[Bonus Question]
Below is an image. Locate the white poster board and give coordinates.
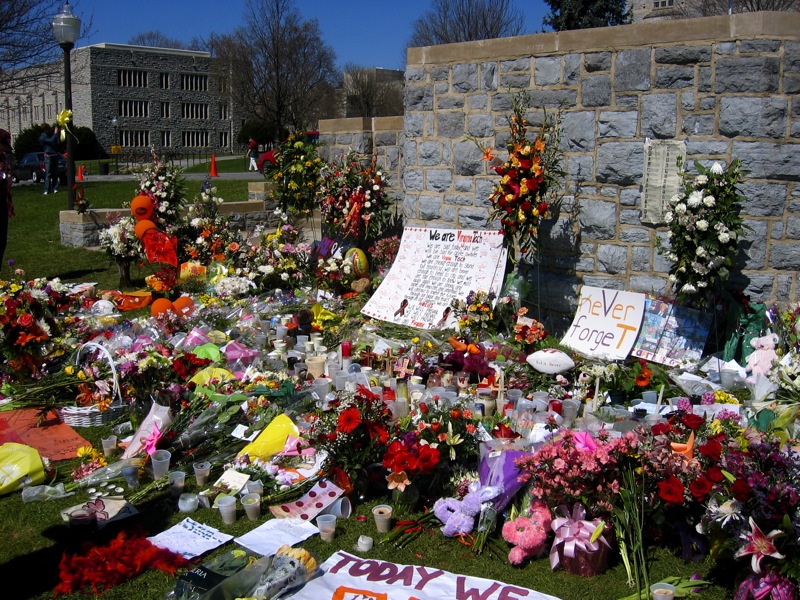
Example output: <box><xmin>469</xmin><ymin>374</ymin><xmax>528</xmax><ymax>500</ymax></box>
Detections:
<box><xmin>561</xmin><ymin>286</ymin><xmax>646</xmax><ymax>360</ymax></box>
<box><xmin>361</xmin><ymin>227</ymin><xmax>506</xmax><ymax>329</ymax></box>
<box><xmin>289</xmin><ymin>551</ymin><xmax>560</xmax><ymax>600</ymax></box>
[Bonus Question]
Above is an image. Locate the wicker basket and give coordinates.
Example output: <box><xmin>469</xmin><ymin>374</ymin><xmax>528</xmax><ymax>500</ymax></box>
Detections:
<box><xmin>58</xmin><ymin>402</ymin><xmax>127</xmax><ymax>428</ymax></box>
<box><xmin>57</xmin><ymin>341</ymin><xmax>126</xmax><ymax>428</ymax></box>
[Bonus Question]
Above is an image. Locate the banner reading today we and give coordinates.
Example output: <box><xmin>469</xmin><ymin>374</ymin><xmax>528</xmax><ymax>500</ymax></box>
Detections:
<box><xmin>288</xmin><ymin>551</ymin><xmax>561</xmax><ymax>600</ymax></box>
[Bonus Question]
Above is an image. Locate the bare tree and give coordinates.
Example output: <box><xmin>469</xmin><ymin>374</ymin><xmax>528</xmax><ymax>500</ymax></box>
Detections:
<box><xmin>0</xmin><ymin>0</ymin><xmax>67</xmax><ymax>94</ymax></box>
<box><xmin>127</xmin><ymin>31</ymin><xmax>188</xmax><ymax>49</ymax></box>
<box><xmin>408</xmin><ymin>0</ymin><xmax>524</xmax><ymax>47</ymax></box>
<box><xmin>213</xmin><ymin>0</ymin><xmax>337</xmax><ymax>136</ymax></box>
<box><xmin>681</xmin><ymin>0</ymin><xmax>799</xmax><ymax>16</ymax></box>
<box><xmin>342</xmin><ymin>64</ymin><xmax>403</xmax><ymax>118</ymax></box>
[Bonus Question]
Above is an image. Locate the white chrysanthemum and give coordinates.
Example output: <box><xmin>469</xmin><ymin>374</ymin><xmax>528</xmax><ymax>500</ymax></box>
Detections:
<box><xmin>694</xmin><ymin>174</ymin><xmax>708</xmax><ymax>186</ymax></box>
<box><xmin>718</xmin><ymin>232</ymin><xmax>731</xmax><ymax>244</ymax></box>
<box><xmin>687</xmin><ymin>190</ymin><xmax>703</xmax><ymax>208</ymax></box>
<box><xmin>703</xmin><ymin>195</ymin><xmax>715</xmax><ymax>207</ymax></box>
<box><xmin>697</xmin><ymin>281</ymin><xmax>708</xmax><ymax>288</ymax></box>
<box><xmin>680</xmin><ymin>283</ymin><xmax>697</xmax><ymax>293</ymax></box>
<box><xmin>696</xmin><ymin>219</ymin><xmax>709</xmax><ymax>231</ymax></box>
<box><xmin>675</xmin><ymin>203</ymin><xmax>687</xmax><ymax>214</ymax></box>
<box><xmin>665</xmin><ymin>211</ymin><xmax>674</xmax><ymax>223</ymax></box>
<box><xmin>710</xmin><ymin>162</ymin><xmax>724</xmax><ymax>175</ymax></box>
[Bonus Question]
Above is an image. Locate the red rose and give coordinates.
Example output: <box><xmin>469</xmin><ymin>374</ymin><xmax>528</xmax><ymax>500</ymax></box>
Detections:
<box><xmin>430</xmin><ymin>421</ymin><xmax>442</xmax><ymax>433</ymax></box>
<box><xmin>681</xmin><ymin>414</ymin><xmax>705</xmax><ymax>430</ymax></box>
<box><xmin>16</xmin><ymin>313</ymin><xmax>33</xmax><ymax>328</ymax></box>
<box><xmin>651</xmin><ymin>423</ymin><xmax>672</xmax><ymax>436</ymax></box>
<box><xmin>698</xmin><ymin>438</ymin><xmax>722</xmax><ymax>463</ymax></box>
<box><xmin>731</xmin><ymin>479</ymin><xmax>753</xmax><ymax>502</ymax></box>
<box><xmin>657</xmin><ymin>475</ymin><xmax>685</xmax><ymax>505</ymax></box>
<box><xmin>419</xmin><ymin>402</ymin><xmax>429</xmax><ymax>415</ymax></box>
<box><xmin>705</xmin><ymin>466</ymin><xmax>725</xmax><ymax>484</ymax></box>
<box><xmin>450</xmin><ymin>409</ymin><xmax>462</xmax><ymax>420</ymax></box>
<box><xmin>689</xmin><ymin>476</ymin><xmax>713</xmax><ymax>501</ymax></box>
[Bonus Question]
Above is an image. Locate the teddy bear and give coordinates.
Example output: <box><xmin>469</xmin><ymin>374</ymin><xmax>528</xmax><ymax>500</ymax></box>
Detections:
<box><xmin>433</xmin><ymin>482</ymin><xmax>500</xmax><ymax>538</ymax></box>
<box><xmin>501</xmin><ymin>501</ymin><xmax>553</xmax><ymax>565</ymax></box>
<box><xmin>745</xmin><ymin>332</ymin><xmax>780</xmax><ymax>377</ymax></box>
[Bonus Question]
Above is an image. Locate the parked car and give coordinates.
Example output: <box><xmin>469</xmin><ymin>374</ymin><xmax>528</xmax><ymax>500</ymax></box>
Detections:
<box><xmin>256</xmin><ymin>131</ymin><xmax>319</xmax><ymax>175</ymax></box>
<box><xmin>11</xmin><ymin>152</ymin><xmax>67</xmax><ymax>184</ymax></box>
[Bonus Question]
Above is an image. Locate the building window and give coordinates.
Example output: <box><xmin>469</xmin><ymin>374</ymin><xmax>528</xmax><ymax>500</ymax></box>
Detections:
<box><xmin>117</xmin><ymin>69</ymin><xmax>148</xmax><ymax>88</ymax></box>
<box><xmin>180</xmin><ymin>102</ymin><xmax>209</xmax><ymax>119</ymax></box>
<box><xmin>160</xmin><ymin>72</ymin><xmax>170</xmax><ymax>89</ymax></box>
<box><xmin>21</xmin><ymin>108</ymin><xmax>28</xmax><ymax>124</ymax></box>
<box><xmin>180</xmin><ymin>74</ymin><xmax>208</xmax><ymax>91</ymax></box>
<box><xmin>219</xmin><ymin>77</ymin><xmax>229</xmax><ymax>94</ymax></box>
<box><xmin>161</xmin><ymin>131</ymin><xmax>171</xmax><ymax>147</ymax></box>
<box><xmin>46</xmin><ymin>104</ymin><xmax>53</xmax><ymax>119</ymax></box>
<box><xmin>118</xmin><ymin>99</ymin><xmax>149</xmax><ymax>118</ymax></box>
<box><xmin>33</xmin><ymin>106</ymin><xmax>40</xmax><ymax>122</ymax></box>
<box><xmin>219</xmin><ymin>103</ymin><xmax>229</xmax><ymax>120</ymax></box>
<box><xmin>120</xmin><ymin>129</ymin><xmax>150</xmax><ymax>147</ymax></box>
<box><xmin>160</xmin><ymin>102</ymin><xmax>170</xmax><ymax>118</ymax></box>
<box><xmin>181</xmin><ymin>130</ymin><xmax>209</xmax><ymax>147</ymax></box>
<box><xmin>219</xmin><ymin>131</ymin><xmax>229</xmax><ymax>148</ymax></box>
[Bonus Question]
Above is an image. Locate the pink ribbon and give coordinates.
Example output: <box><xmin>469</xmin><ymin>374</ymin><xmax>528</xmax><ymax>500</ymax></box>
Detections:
<box><xmin>549</xmin><ymin>504</ymin><xmax>610</xmax><ymax>570</ymax></box>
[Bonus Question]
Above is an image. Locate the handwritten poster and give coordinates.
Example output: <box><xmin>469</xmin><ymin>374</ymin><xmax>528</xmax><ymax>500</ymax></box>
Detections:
<box><xmin>631</xmin><ymin>297</ymin><xmax>711</xmax><ymax>367</ymax></box>
<box><xmin>361</xmin><ymin>227</ymin><xmax>506</xmax><ymax>329</ymax></box>
<box><xmin>0</xmin><ymin>409</ymin><xmax>88</xmax><ymax>461</ymax></box>
<box><xmin>561</xmin><ymin>286</ymin><xmax>645</xmax><ymax>360</ymax></box>
<box><xmin>289</xmin><ymin>551</ymin><xmax>560</xmax><ymax>600</ymax></box>
<box><xmin>148</xmin><ymin>518</ymin><xmax>233</xmax><ymax>559</ymax></box>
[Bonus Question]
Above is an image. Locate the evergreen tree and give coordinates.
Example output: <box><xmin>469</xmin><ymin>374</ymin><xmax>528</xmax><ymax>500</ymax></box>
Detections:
<box><xmin>542</xmin><ymin>0</ymin><xmax>630</xmax><ymax>31</ymax></box>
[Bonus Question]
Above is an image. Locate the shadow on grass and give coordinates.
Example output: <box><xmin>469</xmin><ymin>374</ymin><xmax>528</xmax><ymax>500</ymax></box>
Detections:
<box><xmin>0</xmin><ymin>494</ymin><xmax>177</xmax><ymax>599</ymax></box>
<box><xmin>49</xmin><ymin>268</ymin><xmax>109</xmax><ymax>281</ymax></box>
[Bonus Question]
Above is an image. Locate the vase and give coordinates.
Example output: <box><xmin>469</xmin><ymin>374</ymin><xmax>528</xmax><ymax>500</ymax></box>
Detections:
<box><xmin>116</xmin><ymin>259</ymin><xmax>132</xmax><ymax>289</ymax></box>
<box><xmin>129</xmin><ymin>396</ymin><xmax>151</xmax><ymax>432</ymax></box>
<box><xmin>608</xmin><ymin>390</ymin><xmax>627</xmax><ymax>405</ymax></box>
<box><xmin>391</xmin><ymin>483</ymin><xmax>420</xmax><ymax>517</ymax></box>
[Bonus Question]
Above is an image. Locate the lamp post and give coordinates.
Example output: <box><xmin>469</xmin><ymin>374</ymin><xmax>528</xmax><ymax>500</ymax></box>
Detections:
<box><xmin>111</xmin><ymin>116</ymin><xmax>119</xmax><ymax>174</ymax></box>
<box><xmin>51</xmin><ymin>2</ymin><xmax>81</xmax><ymax>210</ymax></box>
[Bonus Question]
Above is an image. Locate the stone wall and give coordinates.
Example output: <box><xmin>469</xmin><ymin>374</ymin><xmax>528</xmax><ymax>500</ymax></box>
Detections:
<box><xmin>401</xmin><ymin>11</ymin><xmax>800</xmax><ymax>328</ymax></box>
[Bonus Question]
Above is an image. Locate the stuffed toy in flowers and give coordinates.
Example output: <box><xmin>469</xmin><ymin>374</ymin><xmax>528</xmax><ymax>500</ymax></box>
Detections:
<box><xmin>502</xmin><ymin>501</ymin><xmax>553</xmax><ymax>565</ymax></box>
<box><xmin>433</xmin><ymin>482</ymin><xmax>500</xmax><ymax>537</ymax></box>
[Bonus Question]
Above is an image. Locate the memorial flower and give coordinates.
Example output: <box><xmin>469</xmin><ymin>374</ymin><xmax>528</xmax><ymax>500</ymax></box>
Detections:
<box><xmin>477</xmin><ymin>91</ymin><xmax>564</xmax><ymax>262</ymax></box>
<box><xmin>135</xmin><ymin>150</ymin><xmax>186</xmax><ymax>229</ymax></box>
<box><xmin>266</xmin><ymin>132</ymin><xmax>322</xmax><ymax>217</ymax></box>
<box><xmin>657</xmin><ymin>159</ymin><xmax>747</xmax><ymax>309</ymax></box>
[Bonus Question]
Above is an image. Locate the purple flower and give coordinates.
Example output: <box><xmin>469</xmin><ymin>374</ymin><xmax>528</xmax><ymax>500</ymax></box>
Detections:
<box><xmin>701</xmin><ymin>391</ymin><xmax>715</xmax><ymax>405</ymax></box>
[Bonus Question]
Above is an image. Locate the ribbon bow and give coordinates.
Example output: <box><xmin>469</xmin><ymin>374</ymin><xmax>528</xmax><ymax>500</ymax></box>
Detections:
<box><xmin>56</xmin><ymin>109</ymin><xmax>73</xmax><ymax>142</ymax></box>
<box><xmin>549</xmin><ymin>504</ymin><xmax>610</xmax><ymax>570</ymax></box>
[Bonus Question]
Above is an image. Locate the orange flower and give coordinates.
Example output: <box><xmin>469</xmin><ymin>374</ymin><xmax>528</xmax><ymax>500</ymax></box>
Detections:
<box><xmin>227</xmin><ymin>242</ymin><xmax>240</xmax><ymax>252</ymax></box>
<box><xmin>75</xmin><ymin>383</ymin><xmax>95</xmax><ymax>407</ymax></box>
<box><xmin>635</xmin><ymin>367</ymin><xmax>652</xmax><ymax>388</ymax></box>
<box><xmin>482</xmin><ymin>147</ymin><xmax>496</xmax><ymax>162</ymax></box>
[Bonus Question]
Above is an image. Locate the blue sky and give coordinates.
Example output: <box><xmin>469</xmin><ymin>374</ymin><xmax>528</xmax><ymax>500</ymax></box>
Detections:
<box><xmin>72</xmin><ymin>0</ymin><xmax>549</xmax><ymax>70</ymax></box>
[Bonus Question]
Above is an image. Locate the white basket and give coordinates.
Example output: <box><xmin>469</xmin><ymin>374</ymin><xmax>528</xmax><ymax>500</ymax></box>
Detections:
<box><xmin>57</xmin><ymin>342</ymin><xmax>126</xmax><ymax>428</ymax></box>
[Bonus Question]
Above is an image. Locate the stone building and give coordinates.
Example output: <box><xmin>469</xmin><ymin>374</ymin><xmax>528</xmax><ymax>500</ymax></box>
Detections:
<box><xmin>0</xmin><ymin>43</ymin><xmax>241</xmax><ymax>155</ymax></box>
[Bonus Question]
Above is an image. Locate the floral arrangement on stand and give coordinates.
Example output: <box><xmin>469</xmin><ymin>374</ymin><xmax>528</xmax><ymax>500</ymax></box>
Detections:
<box><xmin>477</xmin><ymin>91</ymin><xmax>565</xmax><ymax>262</ymax></box>
<box><xmin>405</xmin><ymin>401</ymin><xmax>481</xmax><ymax>462</ymax></box>
<box><xmin>265</xmin><ymin>133</ymin><xmax>323</xmax><ymax>219</ymax></box>
<box><xmin>135</xmin><ymin>151</ymin><xmax>186</xmax><ymax>230</ymax></box>
<box><xmin>318</xmin><ymin>152</ymin><xmax>391</xmax><ymax>243</ymax></box>
<box><xmin>656</xmin><ymin>159</ymin><xmax>748</xmax><ymax>309</ymax></box>
<box><xmin>368</xmin><ymin>235</ymin><xmax>401</xmax><ymax>275</ymax></box>
<box><xmin>243</xmin><ymin>224</ymin><xmax>312</xmax><ymax>292</ymax></box>
<box><xmin>98</xmin><ymin>213</ymin><xmax>142</xmax><ymax>265</ymax></box>
<box><xmin>314</xmin><ymin>254</ymin><xmax>359</xmax><ymax>297</ymax></box>
<box><xmin>175</xmin><ymin>183</ymin><xmax>245</xmax><ymax>266</ymax></box>
<box><xmin>450</xmin><ymin>290</ymin><xmax>497</xmax><ymax>343</ymax></box>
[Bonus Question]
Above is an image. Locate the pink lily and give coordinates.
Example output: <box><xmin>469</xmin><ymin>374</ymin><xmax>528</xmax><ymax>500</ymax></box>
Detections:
<box><xmin>735</xmin><ymin>517</ymin><xmax>785</xmax><ymax>574</ymax></box>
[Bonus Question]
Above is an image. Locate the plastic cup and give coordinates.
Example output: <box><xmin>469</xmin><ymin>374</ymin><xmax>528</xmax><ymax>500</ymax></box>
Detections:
<box><xmin>245</xmin><ymin>479</ymin><xmax>264</xmax><ymax>496</ymax></box>
<box><xmin>641</xmin><ymin>390</ymin><xmax>659</xmax><ymax>403</ymax></box>
<box><xmin>356</xmin><ymin>535</ymin><xmax>373</xmax><ymax>552</ymax></box>
<box><xmin>241</xmin><ymin>493</ymin><xmax>261</xmax><ymax>521</ymax></box>
<box><xmin>168</xmin><ymin>471</ymin><xmax>186</xmax><ymax>497</ymax></box>
<box><xmin>650</xmin><ymin>583</ymin><xmax>676</xmax><ymax>599</ymax></box>
<box><xmin>719</xmin><ymin>369</ymin><xmax>738</xmax><ymax>390</ymax></box>
<box><xmin>217</xmin><ymin>495</ymin><xmax>237</xmax><ymax>524</ymax></box>
<box><xmin>319</xmin><ymin>496</ymin><xmax>352</xmax><ymax>519</ymax></box>
<box><xmin>122</xmin><ymin>466</ymin><xmax>140</xmax><ymax>490</ymax></box>
<box><xmin>372</xmin><ymin>504</ymin><xmax>393</xmax><ymax>534</ymax></box>
<box><xmin>101</xmin><ymin>435</ymin><xmax>117</xmax><ymax>459</ymax></box>
<box><xmin>178</xmin><ymin>492</ymin><xmax>199</xmax><ymax>513</ymax></box>
<box><xmin>193</xmin><ymin>461</ymin><xmax>211</xmax><ymax>487</ymax></box>
<box><xmin>316</xmin><ymin>514</ymin><xmax>337</xmax><ymax>542</ymax></box>
<box><xmin>151</xmin><ymin>450</ymin><xmax>171</xmax><ymax>480</ymax></box>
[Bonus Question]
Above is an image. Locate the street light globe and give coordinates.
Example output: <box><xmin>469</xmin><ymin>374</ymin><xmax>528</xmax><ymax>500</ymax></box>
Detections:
<box><xmin>52</xmin><ymin>2</ymin><xmax>81</xmax><ymax>46</ymax></box>
<box><xmin>111</xmin><ymin>116</ymin><xmax>118</xmax><ymax>128</ymax></box>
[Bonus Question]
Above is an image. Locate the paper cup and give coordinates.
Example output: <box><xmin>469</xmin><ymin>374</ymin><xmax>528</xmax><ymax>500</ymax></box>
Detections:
<box><xmin>306</xmin><ymin>356</ymin><xmax>326</xmax><ymax>379</ymax></box>
<box><xmin>241</xmin><ymin>493</ymin><xmax>261</xmax><ymax>521</ymax></box>
<box><xmin>372</xmin><ymin>504</ymin><xmax>393</xmax><ymax>534</ymax></box>
<box><xmin>217</xmin><ymin>495</ymin><xmax>237</xmax><ymax>525</ymax></box>
<box><xmin>319</xmin><ymin>496</ymin><xmax>352</xmax><ymax>519</ymax></box>
<box><xmin>151</xmin><ymin>450</ymin><xmax>171</xmax><ymax>480</ymax></box>
<box><xmin>316</xmin><ymin>514</ymin><xmax>337</xmax><ymax>542</ymax></box>
<box><xmin>650</xmin><ymin>583</ymin><xmax>676</xmax><ymax>600</ymax></box>
<box><xmin>193</xmin><ymin>461</ymin><xmax>211</xmax><ymax>487</ymax></box>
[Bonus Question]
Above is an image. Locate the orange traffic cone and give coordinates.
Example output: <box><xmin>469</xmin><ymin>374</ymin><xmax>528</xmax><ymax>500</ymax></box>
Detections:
<box><xmin>76</xmin><ymin>164</ymin><xmax>84</xmax><ymax>181</ymax></box>
<box><xmin>210</xmin><ymin>154</ymin><xmax>218</xmax><ymax>177</ymax></box>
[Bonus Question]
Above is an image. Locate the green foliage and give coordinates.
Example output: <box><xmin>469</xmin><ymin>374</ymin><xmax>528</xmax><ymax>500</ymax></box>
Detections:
<box><xmin>236</xmin><ymin>119</ymin><xmax>282</xmax><ymax>146</ymax></box>
<box><xmin>12</xmin><ymin>123</ymin><xmax>48</xmax><ymax>159</ymax></box>
<box><xmin>542</xmin><ymin>0</ymin><xmax>630</xmax><ymax>31</ymax></box>
<box><xmin>71</xmin><ymin>125</ymin><xmax>100</xmax><ymax>161</ymax></box>
<box><xmin>12</xmin><ymin>123</ymin><xmax>99</xmax><ymax>161</ymax></box>
<box><xmin>264</xmin><ymin>132</ymin><xmax>322</xmax><ymax>217</ymax></box>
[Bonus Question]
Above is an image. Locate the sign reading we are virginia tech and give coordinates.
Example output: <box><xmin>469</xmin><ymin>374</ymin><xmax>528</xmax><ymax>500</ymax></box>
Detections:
<box><xmin>561</xmin><ymin>286</ymin><xmax>646</xmax><ymax>361</ymax></box>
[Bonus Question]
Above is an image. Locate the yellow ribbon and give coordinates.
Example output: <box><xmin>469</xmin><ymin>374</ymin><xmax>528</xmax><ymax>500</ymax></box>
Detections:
<box><xmin>56</xmin><ymin>109</ymin><xmax>73</xmax><ymax>142</ymax></box>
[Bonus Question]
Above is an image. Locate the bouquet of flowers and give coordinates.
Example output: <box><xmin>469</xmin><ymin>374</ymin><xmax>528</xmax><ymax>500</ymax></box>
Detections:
<box><xmin>657</xmin><ymin>159</ymin><xmax>748</xmax><ymax>308</ymax></box>
<box><xmin>407</xmin><ymin>401</ymin><xmax>481</xmax><ymax>462</ymax></box>
<box><xmin>481</xmin><ymin>91</ymin><xmax>564</xmax><ymax>261</ymax></box>
<box><xmin>243</xmin><ymin>224</ymin><xmax>312</xmax><ymax>292</ymax></box>
<box><xmin>382</xmin><ymin>431</ymin><xmax>441</xmax><ymax>492</ymax></box>
<box><xmin>369</xmin><ymin>235</ymin><xmax>401</xmax><ymax>273</ymax></box>
<box><xmin>266</xmin><ymin>133</ymin><xmax>323</xmax><ymax>217</ymax></box>
<box><xmin>318</xmin><ymin>152</ymin><xmax>391</xmax><ymax>242</ymax></box>
<box><xmin>512</xmin><ymin>307</ymin><xmax>547</xmax><ymax>346</ymax></box>
<box><xmin>450</xmin><ymin>290</ymin><xmax>497</xmax><ymax>342</ymax></box>
<box><xmin>176</xmin><ymin>185</ymin><xmax>245</xmax><ymax>266</ymax></box>
<box><xmin>135</xmin><ymin>151</ymin><xmax>186</xmax><ymax>229</ymax></box>
<box><xmin>98</xmin><ymin>214</ymin><xmax>142</xmax><ymax>262</ymax></box>
<box><xmin>308</xmin><ymin>385</ymin><xmax>393</xmax><ymax>485</ymax></box>
<box><xmin>314</xmin><ymin>254</ymin><xmax>358</xmax><ymax>296</ymax></box>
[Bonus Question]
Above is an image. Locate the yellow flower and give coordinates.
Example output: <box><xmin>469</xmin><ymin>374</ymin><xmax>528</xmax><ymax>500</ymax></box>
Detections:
<box><xmin>76</xmin><ymin>445</ymin><xmax>93</xmax><ymax>459</ymax></box>
<box><xmin>64</xmin><ymin>365</ymin><xmax>75</xmax><ymax>376</ymax></box>
<box><xmin>411</xmin><ymin>337</ymin><xmax>420</xmax><ymax>344</ymax></box>
<box><xmin>77</xmin><ymin>370</ymin><xmax>87</xmax><ymax>380</ymax></box>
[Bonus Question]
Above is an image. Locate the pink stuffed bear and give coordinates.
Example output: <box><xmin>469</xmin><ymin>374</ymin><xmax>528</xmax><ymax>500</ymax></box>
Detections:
<box><xmin>501</xmin><ymin>501</ymin><xmax>553</xmax><ymax>565</ymax></box>
<box><xmin>745</xmin><ymin>333</ymin><xmax>780</xmax><ymax>377</ymax></box>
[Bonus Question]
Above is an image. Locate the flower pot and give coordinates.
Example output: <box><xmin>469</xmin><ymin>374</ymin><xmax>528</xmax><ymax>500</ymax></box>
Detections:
<box><xmin>557</xmin><ymin>539</ymin><xmax>612</xmax><ymax>577</ymax></box>
<box><xmin>608</xmin><ymin>390</ymin><xmax>627</xmax><ymax>406</ymax></box>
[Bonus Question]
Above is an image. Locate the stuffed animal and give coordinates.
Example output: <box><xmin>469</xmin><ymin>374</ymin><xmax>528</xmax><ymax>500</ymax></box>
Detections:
<box><xmin>501</xmin><ymin>501</ymin><xmax>553</xmax><ymax>565</ymax></box>
<box><xmin>433</xmin><ymin>482</ymin><xmax>500</xmax><ymax>538</ymax></box>
<box><xmin>745</xmin><ymin>333</ymin><xmax>780</xmax><ymax>377</ymax></box>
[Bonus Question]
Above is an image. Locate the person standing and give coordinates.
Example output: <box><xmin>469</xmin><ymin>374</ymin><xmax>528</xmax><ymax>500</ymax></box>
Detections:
<box><xmin>0</xmin><ymin>130</ymin><xmax>14</xmax><ymax>269</ymax></box>
<box><xmin>39</xmin><ymin>124</ymin><xmax>60</xmax><ymax>194</ymax></box>
<box><xmin>247</xmin><ymin>137</ymin><xmax>258</xmax><ymax>171</ymax></box>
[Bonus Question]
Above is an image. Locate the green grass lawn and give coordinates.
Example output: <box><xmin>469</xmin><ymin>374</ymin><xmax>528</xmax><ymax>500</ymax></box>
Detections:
<box><xmin>5</xmin><ymin>177</ymin><xmax>251</xmax><ymax>289</ymax></box>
